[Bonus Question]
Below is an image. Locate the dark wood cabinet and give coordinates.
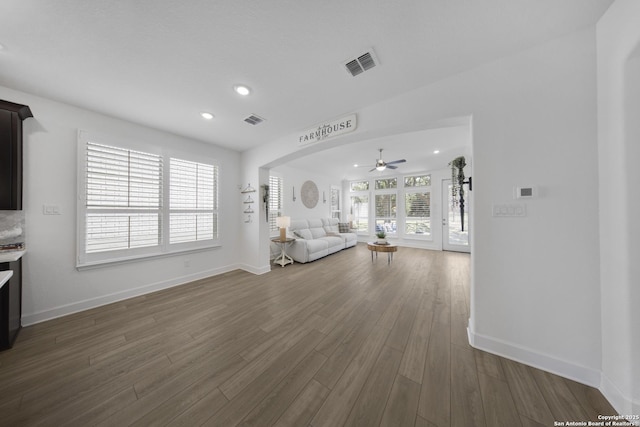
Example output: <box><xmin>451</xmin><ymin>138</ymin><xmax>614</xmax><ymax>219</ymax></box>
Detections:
<box><xmin>0</xmin><ymin>259</ymin><xmax>22</xmax><ymax>349</ymax></box>
<box><xmin>0</xmin><ymin>100</ymin><xmax>32</xmax><ymax>210</ymax></box>
<box><xmin>0</xmin><ymin>99</ymin><xmax>32</xmax><ymax>350</ymax></box>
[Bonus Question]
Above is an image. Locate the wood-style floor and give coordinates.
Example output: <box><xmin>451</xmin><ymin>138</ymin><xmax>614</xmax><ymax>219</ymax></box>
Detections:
<box><xmin>0</xmin><ymin>244</ymin><xmax>615</xmax><ymax>426</ymax></box>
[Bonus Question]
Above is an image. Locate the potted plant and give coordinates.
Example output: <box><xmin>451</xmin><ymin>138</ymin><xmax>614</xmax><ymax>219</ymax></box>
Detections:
<box><xmin>376</xmin><ymin>230</ymin><xmax>387</xmax><ymax>245</ymax></box>
<box><xmin>448</xmin><ymin>155</ymin><xmax>467</xmax><ymax>231</ymax></box>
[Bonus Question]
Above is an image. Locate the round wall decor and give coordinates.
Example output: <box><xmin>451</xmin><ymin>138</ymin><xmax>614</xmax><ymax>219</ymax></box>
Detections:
<box><xmin>300</xmin><ymin>180</ymin><xmax>319</xmax><ymax>209</ymax></box>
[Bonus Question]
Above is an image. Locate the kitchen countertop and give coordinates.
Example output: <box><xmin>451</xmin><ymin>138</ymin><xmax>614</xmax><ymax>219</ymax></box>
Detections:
<box><xmin>0</xmin><ymin>270</ymin><xmax>13</xmax><ymax>290</ymax></box>
<box><xmin>0</xmin><ymin>250</ymin><xmax>26</xmax><ymax>263</ymax></box>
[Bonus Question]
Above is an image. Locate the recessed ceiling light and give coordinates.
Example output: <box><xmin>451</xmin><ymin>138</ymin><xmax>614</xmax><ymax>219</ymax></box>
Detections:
<box><xmin>234</xmin><ymin>85</ymin><xmax>251</xmax><ymax>96</ymax></box>
<box><xmin>201</xmin><ymin>112</ymin><xmax>214</xmax><ymax>120</ymax></box>
<box><xmin>433</xmin><ymin>150</ymin><xmax>440</xmax><ymax>154</ymax></box>
<box><xmin>353</xmin><ymin>164</ymin><xmax>358</xmax><ymax>168</ymax></box>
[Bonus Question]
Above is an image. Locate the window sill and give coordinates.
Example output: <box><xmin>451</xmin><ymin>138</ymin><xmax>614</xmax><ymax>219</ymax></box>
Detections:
<box><xmin>76</xmin><ymin>244</ymin><xmax>221</xmax><ymax>271</ymax></box>
<box><xmin>401</xmin><ymin>234</ymin><xmax>433</xmax><ymax>241</ymax></box>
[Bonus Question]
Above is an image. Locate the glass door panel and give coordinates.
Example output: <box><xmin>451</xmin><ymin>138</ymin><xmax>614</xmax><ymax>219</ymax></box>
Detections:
<box><xmin>442</xmin><ymin>179</ymin><xmax>470</xmax><ymax>252</ymax></box>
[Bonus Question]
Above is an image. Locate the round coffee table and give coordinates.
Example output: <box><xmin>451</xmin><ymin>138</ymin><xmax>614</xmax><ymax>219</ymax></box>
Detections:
<box><xmin>367</xmin><ymin>242</ymin><xmax>398</xmax><ymax>264</ymax></box>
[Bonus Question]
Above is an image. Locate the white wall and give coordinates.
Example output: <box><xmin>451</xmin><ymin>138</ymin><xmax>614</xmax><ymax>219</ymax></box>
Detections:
<box><xmin>241</xmin><ymin>27</ymin><xmax>603</xmax><ymax>391</ymax></box>
<box><xmin>0</xmin><ymin>85</ymin><xmax>241</xmax><ymax>325</ymax></box>
<box><xmin>596</xmin><ymin>0</ymin><xmax>640</xmax><ymax>413</ymax></box>
<box><xmin>271</xmin><ymin>165</ymin><xmax>336</xmax><ymax>221</ymax></box>
<box><xmin>467</xmin><ymin>29</ymin><xmax>602</xmax><ymax>385</ymax></box>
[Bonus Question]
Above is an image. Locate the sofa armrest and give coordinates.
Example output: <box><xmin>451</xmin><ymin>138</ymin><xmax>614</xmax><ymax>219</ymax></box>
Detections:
<box><xmin>287</xmin><ymin>239</ymin><xmax>309</xmax><ymax>263</ymax></box>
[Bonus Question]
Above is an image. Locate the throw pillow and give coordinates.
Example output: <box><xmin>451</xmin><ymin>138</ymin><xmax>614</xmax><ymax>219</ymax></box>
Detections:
<box><xmin>338</xmin><ymin>223</ymin><xmax>350</xmax><ymax>233</ymax></box>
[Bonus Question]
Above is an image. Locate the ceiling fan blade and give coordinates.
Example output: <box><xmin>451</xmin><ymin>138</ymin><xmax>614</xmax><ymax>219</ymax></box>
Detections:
<box><xmin>385</xmin><ymin>159</ymin><xmax>406</xmax><ymax>165</ymax></box>
<box><xmin>387</xmin><ymin>165</ymin><xmax>398</xmax><ymax>169</ymax></box>
<box><xmin>369</xmin><ymin>167</ymin><xmax>377</xmax><ymax>172</ymax></box>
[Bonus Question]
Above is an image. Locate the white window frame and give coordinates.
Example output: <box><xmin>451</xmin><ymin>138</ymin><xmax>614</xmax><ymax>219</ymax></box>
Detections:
<box><xmin>77</xmin><ymin>130</ymin><xmax>220</xmax><ymax>269</ymax></box>
<box><xmin>403</xmin><ymin>190</ymin><xmax>431</xmax><ymax>238</ymax></box>
<box><xmin>330</xmin><ymin>185</ymin><xmax>341</xmax><ymax>220</ymax></box>
<box><xmin>169</xmin><ymin>157</ymin><xmax>219</xmax><ymax>247</ymax></box>
<box><xmin>350</xmin><ymin>180</ymin><xmax>369</xmax><ymax>192</ymax></box>
<box><xmin>268</xmin><ymin>174</ymin><xmax>283</xmax><ymax>235</ymax></box>
<box><xmin>374</xmin><ymin>190</ymin><xmax>398</xmax><ymax>236</ymax></box>
<box><xmin>349</xmin><ymin>192</ymin><xmax>369</xmax><ymax>235</ymax></box>
<box><xmin>401</xmin><ymin>173</ymin><xmax>432</xmax><ymax>240</ymax></box>
<box><xmin>348</xmin><ymin>173</ymin><xmax>433</xmax><ymax>241</ymax></box>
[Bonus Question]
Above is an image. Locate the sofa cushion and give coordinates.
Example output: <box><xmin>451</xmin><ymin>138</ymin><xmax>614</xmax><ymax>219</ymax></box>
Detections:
<box><xmin>338</xmin><ymin>223</ymin><xmax>350</xmax><ymax>233</ymax></box>
<box><xmin>326</xmin><ymin>225</ymin><xmax>339</xmax><ymax>233</ymax></box>
<box><xmin>293</xmin><ymin>229</ymin><xmax>313</xmax><ymax>240</ymax></box>
<box><xmin>310</xmin><ymin>227</ymin><xmax>327</xmax><ymax>239</ymax></box>
<box><xmin>287</xmin><ymin>237</ymin><xmax>329</xmax><ymax>263</ymax></box>
<box><xmin>319</xmin><ymin>236</ymin><xmax>345</xmax><ymax>254</ymax></box>
<box><xmin>341</xmin><ymin>232</ymin><xmax>358</xmax><ymax>248</ymax></box>
<box><xmin>322</xmin><ymin>218</ymin><xmax>339</xmax><ymax>233</ymax></box>
<box><xmin>289</xmin><ymin>219</ymin><xmax>310</xmax><ymax>232</ymax></box>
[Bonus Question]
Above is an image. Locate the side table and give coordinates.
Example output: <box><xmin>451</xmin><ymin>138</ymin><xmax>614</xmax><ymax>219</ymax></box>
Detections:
<box><xmin>271</xmin><ymin>237</ymin><xmax>295</xmax><ymax>267</ymax></box>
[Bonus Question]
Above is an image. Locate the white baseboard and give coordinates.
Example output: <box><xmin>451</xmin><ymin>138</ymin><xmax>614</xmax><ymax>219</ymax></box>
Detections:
<box><xmin>467</xmin><ymin>326</ymin><xmax>601</xmax><ymax>388</ymax></box>
<box><xmin>469</xmin><ymin>326</ymin><xmax>640</xmax><ymax>416</ymax></box>
<box><xmin>21</xmin><ymin>264</ymin><xmax>241</xmax><ymax>326</ymax></box>
<box><xmin>600</xmin><ymin>373</ymin><xmax>640</xmax><ymax>418</ymax></box>
<box><xmin>239</xmin><ymin>263</ymin><xmax>271</xmax><ymax>275</ymax></box>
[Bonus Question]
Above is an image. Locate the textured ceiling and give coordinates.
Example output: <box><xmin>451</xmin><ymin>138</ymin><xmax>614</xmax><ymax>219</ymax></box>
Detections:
<box><xmin>0</xmin><ymin>0</ymin><xmax>613</xmax><ymax>152</ymax></box>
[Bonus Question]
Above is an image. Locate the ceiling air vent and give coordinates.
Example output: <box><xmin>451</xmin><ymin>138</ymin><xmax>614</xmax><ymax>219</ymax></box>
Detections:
<box><xmin>344</xmin><ymin>49</ymin><xmax>378</xmax><ymax>77</ymax></box>
<box><xmin>244</xmin><ymin>114</ymin><xmax>265</xmax><ymax>125</ymax></box>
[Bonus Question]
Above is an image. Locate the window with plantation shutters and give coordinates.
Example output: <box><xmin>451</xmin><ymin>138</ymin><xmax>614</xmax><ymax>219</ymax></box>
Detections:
<box><xmin>77</xmin><ymin>131</ymin><xmax>221</xmax><ymax>268</ymax></box>
<box><xmin>85</xmin><ymin>142</ymin><xmax>162</xmax><ymax>253</ymax></box>
<box><xmin>170</xmin><ymin>158</ymin><xmax>218</xmax><ymax>243</ymax></box>
<box><xmin>349</xmin><ymin>174</ymin><xmax>433</xmax><ymax>240</ymax></box>
<box><xmin>330</xmin><ymin>187</ymin><xmax>341</xmax><ymax>219</ymax></box>
<box><xmin>349</xmin><ymin>195</ymin><xmax>369</xmax><ymax>233</ymax></box>
<box><xmin>268</xmin><ymin>175</ymin><xmax>283</xmax><ymax>232</ymax></box>
<box><xmin>405</xmin><ymin>192</ymin><xmax>431</xmax><ymax>235</ymax></box>
<box><xmin>375</xmin><ymin>193</ymin><xmax>397</xmax><ymax>234</ymax></box>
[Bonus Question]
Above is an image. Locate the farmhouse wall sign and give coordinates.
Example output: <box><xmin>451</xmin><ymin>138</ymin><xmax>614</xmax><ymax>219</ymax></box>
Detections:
<box><xmin>298</xmin><ymin>114</ymin><xmax>357</xmax><ymax>146</ymax></box>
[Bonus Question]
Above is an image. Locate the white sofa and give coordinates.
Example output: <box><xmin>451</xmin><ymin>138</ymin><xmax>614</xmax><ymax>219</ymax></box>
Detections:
<box><xmin>285</xmin><ymin>218</ymin><xmax>357</xmax><ymax>263</ymax></box>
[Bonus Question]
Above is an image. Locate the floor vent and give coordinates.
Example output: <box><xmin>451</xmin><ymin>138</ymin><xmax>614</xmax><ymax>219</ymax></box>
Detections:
<box><xmin>344</xmin><ymin>49</ymin><xmax>378</xmax><ymax>77</ymax></box>
<box><xmin>244</xmin><ymin>115</ymin><xmax>265</xmax><ymax>125</ymax></box>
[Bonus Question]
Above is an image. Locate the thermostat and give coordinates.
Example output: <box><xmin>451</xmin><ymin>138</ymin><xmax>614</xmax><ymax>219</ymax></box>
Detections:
<box><xmin>515</xmin><ymin>186</ymin><xmax>536</xmax><ymax>199</ymax></box>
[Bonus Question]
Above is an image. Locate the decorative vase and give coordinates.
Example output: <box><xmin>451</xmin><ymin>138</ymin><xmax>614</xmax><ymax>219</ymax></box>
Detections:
<box><xmin>376</xmin><ymin>239</ymin><xmax>387</xmax><ymax>245</ymax></box>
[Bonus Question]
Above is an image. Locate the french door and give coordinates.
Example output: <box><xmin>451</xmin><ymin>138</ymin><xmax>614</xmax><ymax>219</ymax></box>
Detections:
<box><xmin>442</xmin><ymin>179</ymin><xmax>470</xmax><ymax>253</ymax></box>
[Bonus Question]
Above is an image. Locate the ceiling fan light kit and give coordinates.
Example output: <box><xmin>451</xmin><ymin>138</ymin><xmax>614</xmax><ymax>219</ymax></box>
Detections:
<box><xmin>369</xmin><ymin>148</ymin><xmax>406</xmax><ymax>173</ymax></box>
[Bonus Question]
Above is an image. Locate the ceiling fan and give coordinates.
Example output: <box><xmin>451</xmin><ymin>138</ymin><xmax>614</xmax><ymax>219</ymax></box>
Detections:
<box><xmin>368</xmin><ymin>148</ymin><xmax>406</xmax><ymax>172</ymax></box>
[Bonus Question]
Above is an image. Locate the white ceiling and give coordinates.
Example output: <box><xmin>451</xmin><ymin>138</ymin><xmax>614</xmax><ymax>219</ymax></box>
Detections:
<box><xmin>0</xmin><ymin>1</ymin><xmax>612</xmax><ymax>153</ymax></box>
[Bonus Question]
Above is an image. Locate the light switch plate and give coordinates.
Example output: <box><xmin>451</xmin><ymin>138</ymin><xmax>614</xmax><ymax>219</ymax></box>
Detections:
<box><xmin>43</xmin><ymin>204</ymin><xmax>61</xmax><ymax>215</ymax></box>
